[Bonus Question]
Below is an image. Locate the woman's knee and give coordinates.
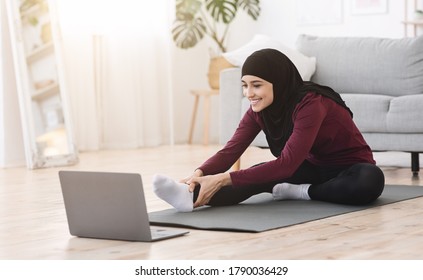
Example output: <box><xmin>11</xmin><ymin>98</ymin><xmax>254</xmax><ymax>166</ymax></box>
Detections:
<box><xmin>357</xmin><ymin>163</ymin><xmax>384</xmax><ymax>189</ymax></box>
<box><xmin>349</xmin><ymin>163</ymin><xmax>385</xmax><ymax>204</ymax></box>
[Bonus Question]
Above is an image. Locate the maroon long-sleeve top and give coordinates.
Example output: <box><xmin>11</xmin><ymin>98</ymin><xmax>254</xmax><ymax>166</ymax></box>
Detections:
<box><xmin>198</xmin><ymin>92</ymin><xmax>375</xmax><ymax>188</ymax></box>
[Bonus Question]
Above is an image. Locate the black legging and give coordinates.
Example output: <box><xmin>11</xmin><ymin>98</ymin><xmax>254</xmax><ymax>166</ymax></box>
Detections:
<box><xmin>194</xmin><ymin>160</ymin><xmax>385</xmax><ymax>206</ymax></box>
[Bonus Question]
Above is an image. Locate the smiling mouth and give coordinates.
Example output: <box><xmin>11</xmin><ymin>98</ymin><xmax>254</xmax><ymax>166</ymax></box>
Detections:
<box><xmin>250</xmin><ymin>99</ymin><xmax>261</xmax><ymax>106</ymax></box>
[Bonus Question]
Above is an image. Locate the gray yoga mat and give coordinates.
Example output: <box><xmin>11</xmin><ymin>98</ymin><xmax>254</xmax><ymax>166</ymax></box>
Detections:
<box><xmin>149</xmin><ymin>185</ymin><xmax>423</xmax><ymax>232</ymax></box>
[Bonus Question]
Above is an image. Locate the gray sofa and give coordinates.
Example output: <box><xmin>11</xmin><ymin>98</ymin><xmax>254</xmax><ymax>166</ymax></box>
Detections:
<box><xmin>219</xmin><ymin>34</ymin><xmax>423</xmax><ymax>176</ymax></box>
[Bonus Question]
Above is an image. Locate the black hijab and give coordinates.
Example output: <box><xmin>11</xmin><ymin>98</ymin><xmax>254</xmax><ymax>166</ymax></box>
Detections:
<box><xmin>241</xmin><ymin>48</ymin><xmax>353</xmax><ymax>157</ymax></box>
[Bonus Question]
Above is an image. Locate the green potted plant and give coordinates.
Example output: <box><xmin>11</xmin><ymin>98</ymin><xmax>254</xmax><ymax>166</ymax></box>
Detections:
<box><xmin>415</xmin><ymin>9</ymin><xmax>423</xmax><ymax>20</ymax></box>
<box><xmin>172</xmin><ymin>0</ymin><xmax>261</xmax><ymax>89</ymax></box>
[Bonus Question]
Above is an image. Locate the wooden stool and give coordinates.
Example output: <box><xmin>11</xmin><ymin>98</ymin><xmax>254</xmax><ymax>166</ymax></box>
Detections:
<box><xmin>188</xmin><ymin>89</ymin><xmax>219</xmax><ymax>145</ymax></box>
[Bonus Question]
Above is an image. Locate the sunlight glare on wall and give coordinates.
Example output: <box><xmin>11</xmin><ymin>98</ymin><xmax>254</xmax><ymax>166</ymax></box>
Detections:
<box><xmin>57</xmin><ymin>0</ymin><xmax>170</xmax><ymax>35</ymax></box>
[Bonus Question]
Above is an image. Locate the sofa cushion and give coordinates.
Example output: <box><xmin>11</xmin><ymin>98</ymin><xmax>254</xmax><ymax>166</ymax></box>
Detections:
<box><xmin>342</xmin><ymin>94</ymin><xmax>423</xmax><ymax>133</ymax></box>
<box><xmin>296</xmin><ymin>35</ymin><xmax>423</xmax><ymax>97</ymax></box>
<box><xmin>342</xmin><ymin>94</ymin><xmax>391</xmax><ymax>133</ymax></box>
<box><xmin>387</xmin><ymin>95</ymin><xmax>423</xmax><ymax>133</ymax></box>
<box><xmin>223</xmin><ymin>34</ymin><xmax>316</xmax><ymax>81</ymax></box>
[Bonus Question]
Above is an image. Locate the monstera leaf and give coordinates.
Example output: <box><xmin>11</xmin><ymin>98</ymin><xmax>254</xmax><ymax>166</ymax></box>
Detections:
<box><xmin>172</xmin><ymin>0</ymin><xmax>260</xmax><ymax>52</ymax></box>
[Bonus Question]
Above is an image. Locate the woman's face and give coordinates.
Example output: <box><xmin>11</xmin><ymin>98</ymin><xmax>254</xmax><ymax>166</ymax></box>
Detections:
<box><xmin>241</xmin><ymin>75</ymin><xmax>274</xmax><ymax>112</ymax></box>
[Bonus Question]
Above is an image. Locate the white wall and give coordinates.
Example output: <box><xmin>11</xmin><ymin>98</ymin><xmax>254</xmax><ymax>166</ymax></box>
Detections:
<box><xmin>171</xmin><ymin>0</ymin><xmax>419</xmax><ymax>145</ymax></box>
<box><xmin>3</xmin><ymin>0</ymin><xmax>421</xmax><ymax>156</ymax></box>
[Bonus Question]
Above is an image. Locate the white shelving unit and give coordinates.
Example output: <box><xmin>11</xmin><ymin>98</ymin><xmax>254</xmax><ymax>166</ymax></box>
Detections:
<box><xmin>403</xmin><ymin>0</ymin><xmax>423</xmax><ymax>37</ymax></box>
<box><xmin>6</xmin><ymin>0</ymin><xmax>78</xmax><ymax>169</ymax></box>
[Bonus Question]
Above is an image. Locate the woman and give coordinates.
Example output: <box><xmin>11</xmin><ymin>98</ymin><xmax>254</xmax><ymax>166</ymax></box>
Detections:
<box><xmin>153</xmin><ymin>48</ymin><xmax>384</xmax><ymax>212</ymax></box>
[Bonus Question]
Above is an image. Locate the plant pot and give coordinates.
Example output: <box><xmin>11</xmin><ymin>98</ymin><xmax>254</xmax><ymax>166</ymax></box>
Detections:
<box><xmin>207</xmin><ymin>56</ymin><xmax>234</xmax><ymax>89</ymax></box>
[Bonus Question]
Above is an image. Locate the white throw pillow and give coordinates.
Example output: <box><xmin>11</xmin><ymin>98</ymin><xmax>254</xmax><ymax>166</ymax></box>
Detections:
<box><xmin>223</xmin><ymin>34</ymin><xmax>316</xmax><ymax>81</ymax></box>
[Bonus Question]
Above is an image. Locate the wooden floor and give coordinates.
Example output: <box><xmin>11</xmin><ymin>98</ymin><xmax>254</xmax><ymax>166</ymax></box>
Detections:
<box><xmin>0</xmin><ymin>145</ymin><xmax>422</xmax><ymax>260</ymax></box>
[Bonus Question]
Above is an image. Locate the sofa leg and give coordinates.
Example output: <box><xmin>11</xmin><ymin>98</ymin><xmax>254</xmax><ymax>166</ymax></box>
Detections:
<box><xmin>411</xmin><ymin>152</ymin><xmax>420</xmax><ymax>177</ymax></box>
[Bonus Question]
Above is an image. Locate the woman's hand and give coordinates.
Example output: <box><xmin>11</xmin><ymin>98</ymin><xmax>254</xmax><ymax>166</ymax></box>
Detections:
<box><xmin>189</xmin><ymin>173</ymin><xmax>232</xmax><ymax>208</ymax></box>
<box><xmin>180</xmin><ymin>169</ymin><xmax>204</xmax><ymax>192</ymax></box>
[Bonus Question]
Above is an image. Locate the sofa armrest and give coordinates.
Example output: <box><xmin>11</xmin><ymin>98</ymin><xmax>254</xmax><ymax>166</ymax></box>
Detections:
<box><xmin>219</xmin><ymin>68</ymin><xmax>243</xmax><ymax>145</ymax></box>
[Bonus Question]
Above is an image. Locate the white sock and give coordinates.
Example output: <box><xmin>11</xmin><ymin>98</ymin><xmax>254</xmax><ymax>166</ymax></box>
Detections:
<box><xmin>272</xmin><ymin>183</ymin><xmax>311</xmax><ymax>201</ymax></box>
<box><xmin>152</xmin><ymin>174</ymin><xmax>194</xmax><ymax>212</ymax></box>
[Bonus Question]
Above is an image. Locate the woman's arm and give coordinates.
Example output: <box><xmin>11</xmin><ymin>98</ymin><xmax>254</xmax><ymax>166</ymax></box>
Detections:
<box><xmin>184</xmin><ymin>108</ymin><xmax>261</xmax><ymax>207</ymax></box>
<box><xmin>197</xmin><ymin>108</ymin><xmax>262</xmax><ymax>175</ymax></box>
<box><xmin>230</xmin><ymin>94</ymin><xmax>328</xmax><ymax>187</ymax></box>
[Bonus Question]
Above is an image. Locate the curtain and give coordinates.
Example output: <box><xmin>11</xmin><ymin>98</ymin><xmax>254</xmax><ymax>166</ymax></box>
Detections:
<box><xmin>57</xmin><ymin>0</ymin><xmax>174</xmax><ymax>151</ymax></box>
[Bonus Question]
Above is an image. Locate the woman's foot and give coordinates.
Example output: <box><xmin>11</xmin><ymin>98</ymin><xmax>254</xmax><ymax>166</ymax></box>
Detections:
<box><xmin>152</xmin><ymin>174</ymin><xmax>194</xmax><ymax>212</ymax></box>
<box><xmin>272</xmin><ymin>183</ymin><xmax>311</xmax><ymax>200</ymax></box>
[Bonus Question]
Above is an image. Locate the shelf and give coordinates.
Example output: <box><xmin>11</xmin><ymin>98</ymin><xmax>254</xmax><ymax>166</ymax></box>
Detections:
<box><xmin>32</xmin><ymin>82</ymin><xmax>60</xmax><ymax>101</ymax></box>
<box><xmin>20</xmin><ymin>2</ymin><xmax>48</xmax><ymax>20</ymax></box>
<box><xmin>402</xmin><ymin>19</ymin><xmax>423</xmax><ymax>25</ymax></box>
<box><xmin>26</xmin><ymin>42</ymin><xmax>54</xmax><ymax>63</ymax></box>
<box><xmin>37</xmin><ymin>124</ymin><xmax>66</xmax><ymax>139</ymax></box>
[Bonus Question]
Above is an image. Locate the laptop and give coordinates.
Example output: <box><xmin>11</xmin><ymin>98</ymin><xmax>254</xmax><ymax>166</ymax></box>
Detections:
<box><xmin>58</xmin><ymin>170</ymin><xmax>189</xmax><ymax>242</ymax></box>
